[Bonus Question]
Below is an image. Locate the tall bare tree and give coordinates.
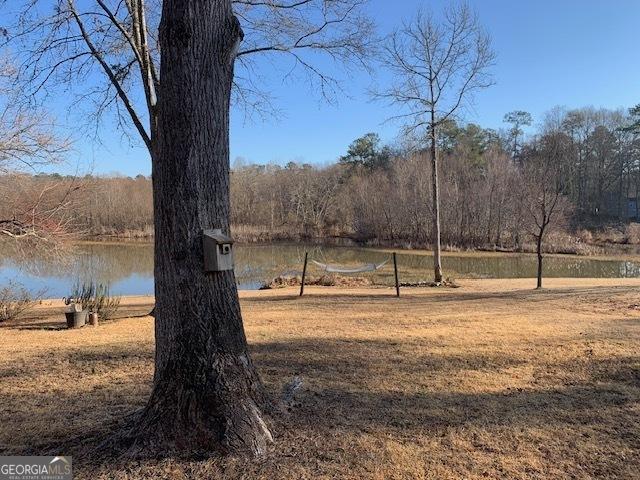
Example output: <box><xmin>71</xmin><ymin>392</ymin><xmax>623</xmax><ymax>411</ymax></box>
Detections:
<box><xmin>376</xmin><ymin>2</ymin><xmax>494</xmax><ymax>282</ymax></box>
<box><xmin>522</xmin><ymin>131</ymin><xmax>571</xmax><ymax>289</ymax></box>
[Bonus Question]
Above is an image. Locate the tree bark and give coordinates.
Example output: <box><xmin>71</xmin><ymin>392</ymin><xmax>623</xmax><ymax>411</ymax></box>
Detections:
<box><xmin>131</xmin><ymin>0</ymin><xmax>273</xmax><ymax>457</ymax></box>
<box><xmin>430</xmin><ymin>119</ymin><xmax>443</xmax><ymax>283</ymax></box>
<box><xmin>536</xmin><ymin>233</ymin><xmax>543</xmax><ymax>289</ymax></box>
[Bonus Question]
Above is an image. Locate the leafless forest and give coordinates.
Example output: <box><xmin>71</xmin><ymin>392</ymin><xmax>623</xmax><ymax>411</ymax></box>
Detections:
<box><xmin>2</xmin><ymin>106</ymin><xmax>639</xmax><ymax>253</ymax></box>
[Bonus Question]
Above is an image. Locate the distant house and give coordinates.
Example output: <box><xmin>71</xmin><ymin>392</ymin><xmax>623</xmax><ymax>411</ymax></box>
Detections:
<box><xmin>627</xmin><ymin>197</ymin><xmax>639</xmax><ymax>220</ymax></box>
<box><xmin>600</xmin><ymin>193</ymin><xmax>639</xmax><ymax>221</ymax></box>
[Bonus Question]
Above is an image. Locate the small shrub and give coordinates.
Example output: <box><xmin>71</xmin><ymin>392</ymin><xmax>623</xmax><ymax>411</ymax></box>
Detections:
<box><xmin>576</xmin><ymin>229</ymin><xmax>594</xmax><ymax>244</ymax></box>
<box><xmin>596</xmin><ymin>226</ymin><xmax>626</xmax><ymax>244</ymax></box>
<box><xmin>69</xmin><ymin>281</ymin><xmax>121</xmax><ymax>320</ymax></box>
<box><xmin>544</xmin><ymin>231</ymin><xmax>580</xmax><ymax>254</ymax></box>
<box><xmin>91</xmin><ymin>284</ymin><xmax>121</xmax><ymax>320</ymax></box>
<box><xmin>0</xmin><ymin>282</ymin><xmax>41</xmax><ymax>323</ymax></box>
<box><xmin>67</xmin><ymin>282</ymin><xmax>92</xmax><ymax>311</ymax></box>
<box><xmin>625</xmin><ymin>223</ymin><xmax>640</xmax><ymax>244</ymax></box>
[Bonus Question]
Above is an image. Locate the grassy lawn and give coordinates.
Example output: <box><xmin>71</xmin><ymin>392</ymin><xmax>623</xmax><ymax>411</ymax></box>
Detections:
<box><xmin>1</xmin><ymin>278</ymin><xmax>639</xmax><ymax>479</ymax></box>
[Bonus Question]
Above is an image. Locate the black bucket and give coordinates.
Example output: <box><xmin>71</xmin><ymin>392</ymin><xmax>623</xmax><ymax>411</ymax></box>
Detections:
<box><xmin>65</xmin><ymin>310</ymin><xmax>87</xmax><ymax>329</ymax></box>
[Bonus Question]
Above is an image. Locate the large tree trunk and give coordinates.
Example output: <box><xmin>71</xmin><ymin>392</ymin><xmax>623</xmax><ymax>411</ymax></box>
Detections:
<box><xmin>430</xmin><ymin>120</ymin><xmax>444</xmax><ymax>283</ymax></box>
<box><xmin>132</xmin><ymin>0</ymin><xmax>273</xmax><ymax>457</ymax></box>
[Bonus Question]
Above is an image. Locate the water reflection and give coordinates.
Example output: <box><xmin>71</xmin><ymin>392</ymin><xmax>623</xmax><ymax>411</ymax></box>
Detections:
<box><xmin>0</xmin><ymin>242</ymin><xmax>638</xmax><ymax>297</ymax></box>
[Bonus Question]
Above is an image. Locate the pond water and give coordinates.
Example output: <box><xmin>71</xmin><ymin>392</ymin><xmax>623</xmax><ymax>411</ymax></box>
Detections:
<box><xmin>1</xmin><ymin>241</ymin><xmax>639</xmax><ymax>297</ymax></box>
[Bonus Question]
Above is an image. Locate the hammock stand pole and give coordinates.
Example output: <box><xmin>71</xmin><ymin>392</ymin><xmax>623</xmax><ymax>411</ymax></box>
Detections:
<box><xmin>300</xmin><ymin>251</ymin><xmax>308</xmax><ymax>297</ymax></box>
<box><xmin>393</xmin><ymin>252</ymin><xmax>400</xmax><ymax>297</ymax></box>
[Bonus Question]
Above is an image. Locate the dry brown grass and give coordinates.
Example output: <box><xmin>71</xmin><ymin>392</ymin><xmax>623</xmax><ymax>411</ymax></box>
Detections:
<box><xmin>1</xmin><ymin>279</ymin><xmax>640</xmax><ymax>479</ymax></box>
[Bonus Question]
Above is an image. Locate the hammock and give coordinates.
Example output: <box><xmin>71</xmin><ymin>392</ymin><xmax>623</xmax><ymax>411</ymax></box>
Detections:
<box><xmin>311</xmin><ymin>259</ymin><xmax>389</xmax><ymax>274</ymax></box>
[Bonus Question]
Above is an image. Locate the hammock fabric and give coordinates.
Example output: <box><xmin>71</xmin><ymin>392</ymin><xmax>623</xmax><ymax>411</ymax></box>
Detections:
<box><xmin>311</xmin><ymin>259</ymin><xmax>389</xmax><ymax>274</ymax></box>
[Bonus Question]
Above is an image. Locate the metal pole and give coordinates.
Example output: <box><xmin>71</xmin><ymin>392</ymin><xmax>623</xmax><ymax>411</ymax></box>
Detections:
<box><xmin>393</xmin><ymin>252</ymin><xmax>400</xmax><ymax>297</ymax></box>
<box><xmin>300</xmin><ymin>252</ymin><xmax>308</xmax><ymax>297</ymax></box>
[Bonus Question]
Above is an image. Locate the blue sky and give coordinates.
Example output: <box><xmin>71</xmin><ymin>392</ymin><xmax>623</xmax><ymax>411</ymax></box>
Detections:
<box><xmin>36</xmin><ymin>0</ymin><xmax>640</xmax><ymax>175</ymax></box>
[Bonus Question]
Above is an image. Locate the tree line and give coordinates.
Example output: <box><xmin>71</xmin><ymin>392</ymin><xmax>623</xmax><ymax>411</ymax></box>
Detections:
<box><xmin>6</xmin><ymin>105</ymin><xmax>638</xmax><ymax>253</ymax></box>
<box><xmin>234</xmin><ymin>106</ymin><xmax>640</xmax><ymax>251</ymax></box>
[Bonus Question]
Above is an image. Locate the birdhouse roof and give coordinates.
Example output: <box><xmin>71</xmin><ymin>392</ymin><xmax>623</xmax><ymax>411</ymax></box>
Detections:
<box><xmin>203</xmin><ymin>229</ymin><xmax>234</xmax><ymax>244</ymax></box>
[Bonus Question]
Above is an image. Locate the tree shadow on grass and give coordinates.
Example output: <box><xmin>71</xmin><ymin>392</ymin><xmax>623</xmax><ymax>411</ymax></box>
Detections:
<box><xmin>1</xmin><ymin>336</ymin><xmax>638</xmax><ymax>474</ymax></box>
<box><xmin>249</xmin><ymin>337</ymin><xmax>527</xmax><ymax>387</ymax></box>
<box><xmin>247</xmin><ymin>337</ymin><xmax>639</xmax><ymax>429</ymax></box>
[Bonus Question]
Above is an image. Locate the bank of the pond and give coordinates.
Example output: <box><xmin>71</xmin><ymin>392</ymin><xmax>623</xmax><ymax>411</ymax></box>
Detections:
<box><xmin>6</xmin><ymin>276</ymin><xmax>640</xmax><ymax>330</ymax></box>
<box><xmin>81</xmin><ymin>228</ymin><xmax>640</xmax><ymax>257</ymax></box>
<box><xmin>367</xmin><ymin>245</ymin><xmax>640</xmax><ymax>262</ymax></box>
<box><xmin>78</xmin><ymin>235</ymin><xmax>640</xmax><ymax>263</ymax></box>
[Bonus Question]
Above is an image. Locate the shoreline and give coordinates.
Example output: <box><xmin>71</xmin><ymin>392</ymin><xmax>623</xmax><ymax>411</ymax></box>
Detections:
<box><xmin>9</xmin><ymin>276</ymin><xmax>640</xmax><ymax>329</ymax></box>
<box><xmin>72</xmin><ymin>237</ymin><xmax>640</xmax><ymax>262</ymax></box>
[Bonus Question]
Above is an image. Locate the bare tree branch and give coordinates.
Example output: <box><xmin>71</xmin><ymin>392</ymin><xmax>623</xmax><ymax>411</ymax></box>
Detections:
<box><xmin>3</xmin><ymin>0</ymin><xmax>375</xmax><ymax>150</ymax></box>
<box><xmin>373</xmin><ymin>2</ymin><xmax>495</xmax><ymax>137</ymax></box>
